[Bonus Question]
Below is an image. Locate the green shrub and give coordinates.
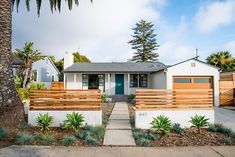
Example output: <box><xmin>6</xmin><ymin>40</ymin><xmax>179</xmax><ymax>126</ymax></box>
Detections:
<box><xmin>84</xmin><ymin>136</ymin><xmax>99</xmax><ymax>146</ymax></box>
<box><xmin>15</xmin><ymin>132</ymin><xmax>36</xmax><ymax>145</ymax></box>
<box><xmin>128</xmin><ymin>94</ymin><xmax>136</xmax><ymax>104</ymax></box>
<box><xmin>36</xmin><ymin>113</ymin><xmax>53</xmax><ymax>132</ymax></box>
<box><xmin>229</xmin><ymin>131</ymin><xmax>235</xmax><ymax>138</ymax></box>
<box><xmin>138</xmin><ymin>137</ymin><xmax>150</xmax><ymax>147</ymax></box>
<box><xmin>132</xmin><ymin>129</ymin><xmax>144</xmax><ymax>140</ymax></box>
<box><xmin>93</xmin><ymin>126</ymin><xmax>105</xmax><ymax>140</ymax></box>
<box><xmin>18</xmin><ymin>88</ymin><xmax>29</xmax><ymax>100</ymax></box>
<box><xmin>150</xmin><ymin>115</ymin><xmax>171</xmax><ymax>135</ymax></box>
<box><xmin>208</xmin><ymin>123</ymin><xmax>221</xmax><ymax>132</ymax></box>
<box><xmin>14</xmin><ymin>74</ymin><xmax>22</xmax><ymax>89</ymax></box>
<box><xmin>0</xmin><ymin>128</ymin><xmax>8</xmax><ymax>140</ymax></box>
<box><xmin>144</xmin><ymin>131</ymin><xmax>159</xmax><ymax>141</ymax></box>
<box><xmin>223</xmin><ymin>137</ymin><xmax>233</xmax><ymax>145</ymax></box>
<box><xmin>29</xmin><ymin>83</ymin><xmax>46</xmax><ymax>90</ymax></box>
<box><xmin>218</xmin><ymin>127</ymin><xmax>232</xmax><ymax>136</ymax></box>
<box><xmin>189</xmin><ymin>115</ymin><xmax>209</xmax><ymax>134</ymax></box>
<box><xmin>63</xmin><ymin>112</ymin><xmax>84</xmax><ymax>132</ymax></box>
<box><xmin>102</xmin><ymin>116</ymin><xmax>108</xmax><ymax>125</ymax></box>
<box><xmin>172</xmin><ymin>123</ymin><xmax>184</xmax><ymax>134</ymax></box>
<box><xmin>20</xmin><ymin>124</ymin><xmax>31</xmax><ymax>130</ymax></box>
<box><xmin>101</xmin><ymin>93</ymin><xmax>108</xmax><ymax>103</ymax></box>
<box><xmin>38</xmin><ymin>134</ymin><xmax>55</xmax><ymax>145</ymax></box>
<box><xmin>60</xmin><ymin>135</ymin><xmax>76</xmax><ymax>146</ymax></box>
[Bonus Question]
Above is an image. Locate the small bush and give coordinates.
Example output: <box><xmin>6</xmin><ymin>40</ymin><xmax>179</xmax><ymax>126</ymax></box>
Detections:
<box><xmin>102</xmin><ymin>116</ymin><xmax>108</xmax><ymax>125</ymax></box>
<box><xmin>150</xmin><ymin>115</ymin><xmax>171</xmax><ymax>135</ymax></box>
<box><xmin>138</xmin><ymin>137</ymin><xmax>150</xmax><ymax>147</ymax></box>
<box><xmin>60</xmin><ymin>135</ymin><xmax>76</xmax><ymax>146</ymax></box>
<box><xmin>189</xmin><ymin>115</ymin><xmax>209</xmax><ymax>134</ymax></box>
<box><xmin>29</xmin><ymin>83</ymin><xmax>46</xmax><ymax>90</ymax></box>
<box><xmin>101</xmin><ymin>93</ymin><xmax>108</xmax><ymax>103</ymax></box>
<box><xmin>93</xmin><ymin>126</ymin><xmax>105</xmax><ymax>140</ymax></box>
<box><xmin>15</xmin><ymin>132</ymin><xmax>35</xmax><ymax>145</ymax></box>
<box><xmin>218</xmin><ymin>127</ymin><xmax>232</xmax><ymax>136</ymax></box>
<box><xmin>63</xmin><ymin>112</ymin><xmax>84</xmax><ymax>132</ymax></box>
<box><xmin>20</xmin><ymin>124</ymin><xmax>31</xmax><ymax>130</ymax></box>
<box><xmin>132</xmin><ymin>129</ymin><xmax>144</xmax><ymax>140</ymax></box>
<box><xmin>84</xmin><ymin>136</ymin><xmax>99</xmax><ymax>146</ymax></box>
<box><xmin>128</xmin><ymin>94</ymin><xmax>136</xmax><ymax>104</ymax></box>
<box><xmin>0</xmin><ymin>128</ymin><xmax>8</xmax><ymax>140</ymax></box>
<box><xmin>144</xmin><ymin>131</ymin><xmax>159</xmax><ymax>141</ymax></box>
<box><xmin>223</xmin><ymin>137</ymin><xmax>233</xmax><ymax>145</ymax></box>
<box><xmin>36</xmin><ymin>113</ymin><xmax>53</xmax><ymax>132</ymax></box>
<box><xmin>229</xmin><ymin>131</ymin><xmax>235</xmax><ymax>138</ymax></box>
<box><xmin>172</xmin><ymin>123</ymin><xmax>184</xmax><ymax>135</ymax></box>
<box><xmin>38</xmin><ymin>134</ymin><xmax>55</xmax><ymax>145</ymax></box>
<box><xmin>18</xmin><ymin>88</ymin><xmax>29</xmax><ymax>100</ymax></box>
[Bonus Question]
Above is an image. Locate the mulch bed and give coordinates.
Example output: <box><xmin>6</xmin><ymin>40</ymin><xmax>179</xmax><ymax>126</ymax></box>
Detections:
<box><xmin>0</xmin><ymin>103</ymin><xmax>114</xmax><ymax>148</ymax></box>
<box><xmin>149</xmin><ymin>128</ymin><xmax>235</xmax><ymax>146</ymax></box>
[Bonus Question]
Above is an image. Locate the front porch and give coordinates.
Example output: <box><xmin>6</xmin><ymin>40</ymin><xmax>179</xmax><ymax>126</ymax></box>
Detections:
<box><xmin>64</xmin><ymin>73</ymin><xmax>150</xmax><ymax>96</ymax></box>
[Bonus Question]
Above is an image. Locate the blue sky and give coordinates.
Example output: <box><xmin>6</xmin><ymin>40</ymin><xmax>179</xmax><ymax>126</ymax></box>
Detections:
<box><xmin>12</xmin><ymin>0</ymin><xmax>235</xmax><ymax>64</ymax></box>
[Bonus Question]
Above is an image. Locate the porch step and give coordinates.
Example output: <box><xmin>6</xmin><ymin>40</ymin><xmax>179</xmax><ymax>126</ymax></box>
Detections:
<box><xmin>109</xmin><ymin>95</ymin><xmax>128</xmax><ymax>102</ymax></box>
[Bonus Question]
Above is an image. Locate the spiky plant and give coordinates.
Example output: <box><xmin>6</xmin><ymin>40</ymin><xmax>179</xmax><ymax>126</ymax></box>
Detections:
<box><xmin>63</xmin><ymin>112</ymin><xmax>84</xmax><ymax>132</ymax></box>
<box><xmin>150</xmin><ymin>115</ymin><xmax>171</xmax><ymax>135</ymax></box>
<box><xmin>36</xmin><ymin>113</ymin><xmax>53</xmax><ymax>132</ymax></box>
<box><xmin>189</xmin><ymin>115</ymin><xmax>209</xmax><ymax>134</ymax></box>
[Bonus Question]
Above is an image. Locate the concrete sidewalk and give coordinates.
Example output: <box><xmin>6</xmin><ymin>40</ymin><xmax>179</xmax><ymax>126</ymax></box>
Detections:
<box><xmin>215</xmin><ymin>107</ymin><xmax>235</xmax><ymax>131</ymax></box>
<box><xmin>103</xmin><ymin>102</ymin><xmax>135</xmax><ymax>146</ymax></box>
<box><xmin>0</xmin><ymin>145</ymin><xmax>235</xmax><ymax>157</ymax></box>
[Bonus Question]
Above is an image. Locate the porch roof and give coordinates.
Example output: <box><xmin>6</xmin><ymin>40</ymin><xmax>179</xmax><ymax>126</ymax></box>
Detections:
<box><xmin>63</xmin><ymin>62</ymin><xmax>167</xmax><ymax>73</ymax></box>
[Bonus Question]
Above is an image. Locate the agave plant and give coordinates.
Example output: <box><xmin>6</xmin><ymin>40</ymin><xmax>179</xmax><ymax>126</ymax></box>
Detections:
<box><xmin>63</xmin><ymin>112</ymin><xmax>84</xmax><ymax>132</ymax></box>
<box><xmin>36</xmin><ymin>113</ymin><xmax>53</xmax><ymax>132</ymax></box>
<box><xmin>189</xmin><ymin>114</ymin><xmax>209</xmax><ymax>134</ymax></box>
<box><xmin>150</xmin><ymin>115</ymin><xmax>171</xmax><ymax>135</ymax></box>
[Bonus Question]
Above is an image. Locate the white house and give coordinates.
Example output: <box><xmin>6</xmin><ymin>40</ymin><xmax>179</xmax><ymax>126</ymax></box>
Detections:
<box><xmin>63</xmin><ymin>53</ymin><xmax>220</xmax><ymax>106</ymax></box>
<box><xmin>32</xmin><ymin>56</ymin><xmax>60</xmax><ymax>88</ymax></box>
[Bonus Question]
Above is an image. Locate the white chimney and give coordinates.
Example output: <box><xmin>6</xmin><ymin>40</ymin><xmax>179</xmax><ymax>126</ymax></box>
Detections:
<box><xmin>64</xmin><ymin>52</ymin><xmax>74</xmax><ymax>69</ymax></box>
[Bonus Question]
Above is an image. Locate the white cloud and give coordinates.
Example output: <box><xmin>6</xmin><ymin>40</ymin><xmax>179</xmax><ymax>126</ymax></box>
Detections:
<box><xmin>194</xmin><ymin>0</ymin><xmax>235</xmax><ymax>33</ymax></box>
<box><xmin>158</xmin><ymin>16</ymin><xmax>196</xmax><ymax>64</ymax></box>
<box><xmin>12</xmin><ymin>0</ymin><xmax>161</xmax><ymax>61</ymax></box>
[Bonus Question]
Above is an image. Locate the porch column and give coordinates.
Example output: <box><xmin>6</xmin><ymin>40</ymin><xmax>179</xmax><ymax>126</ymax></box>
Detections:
<box><xmin>127</xmin><ymin>73</ymin><xmax>130</xmax><ymax>95</ymax></box>
<box><xmin>108</xmin><ymin>73</ymin><xmax>111</xmax><ymax>95</ymax></box>
<box><xmin>64</xmin><ymin>74</ymin><xmax>66</xmax><ymax>89</ymax></box>
<box><xmin>74</xmin><ymin>73</ymin><xmax>76</xmax><ymax>89</ymax></box>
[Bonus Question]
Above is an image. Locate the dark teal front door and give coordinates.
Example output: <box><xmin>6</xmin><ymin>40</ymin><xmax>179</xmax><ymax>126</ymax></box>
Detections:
<box><xmin>115</xmin><ymin>74</ymin><xmax>124</xmax><ymax>95</ymax></box>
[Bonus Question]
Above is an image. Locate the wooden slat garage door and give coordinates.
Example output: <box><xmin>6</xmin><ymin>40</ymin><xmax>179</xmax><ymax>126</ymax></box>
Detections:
<box><xmin>173</xmin><ymin>76</ymin><xmax>213</xmax><ymax>89</ymax></box>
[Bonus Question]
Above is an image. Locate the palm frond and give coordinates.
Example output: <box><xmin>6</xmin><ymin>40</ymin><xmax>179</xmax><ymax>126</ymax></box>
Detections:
<box><xmin>36</xmin><ymin>0</ymin><xmax>42</xmax><ymax>17</ymax></box>
<box><xmin>25</xmin><ymin>0</ymin><xmax>30</xmax><ymax>11</ymax></box>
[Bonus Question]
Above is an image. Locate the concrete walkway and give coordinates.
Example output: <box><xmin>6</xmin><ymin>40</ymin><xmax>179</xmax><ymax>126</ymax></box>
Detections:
<box><xmin>103</xmin><ymin>102</ymin><xmax>135</xmax><ymax>146</ymax></box>
<box><xmin>1</xmin><ymin>145</ymin><xmax>235</xmax><ymax>157</ymax></box>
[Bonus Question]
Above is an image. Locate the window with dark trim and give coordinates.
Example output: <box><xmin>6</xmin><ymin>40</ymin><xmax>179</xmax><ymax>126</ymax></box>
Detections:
<box><xmin>130</xmin><ymin>74</ymin><xmax>148</xmax><ymax>88</ymax></box>
<box><xmin>194</xmin><ymin>78</ymin><xmax>211</xmax><ymax>83</ymax></box>
<box><xmin>139</xmin><ymin>74</ymin><xmax>148</xmax><ymax>87</ymax></box>
<box><xmin>174</xmin><ymin>78</ymin><xmax>191</xmax><ymax>83</ymax></box>
<box><xmin>130</xmin><ymin>74</ymin><xmax>138</xmax><ymax>87</ymax></box>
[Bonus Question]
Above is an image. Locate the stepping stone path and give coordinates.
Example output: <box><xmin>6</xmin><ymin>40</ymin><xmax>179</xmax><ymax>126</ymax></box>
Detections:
<box><xmin>103</xmin><ymin>102</ymin><xmax>136</xmax><ymax>146</ymax></box>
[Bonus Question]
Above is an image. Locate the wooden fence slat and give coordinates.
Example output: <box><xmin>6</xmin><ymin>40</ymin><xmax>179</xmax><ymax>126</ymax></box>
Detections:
<box><xmin>30</xmin><ymin>89</ymin><xmax>101</xmax><ymax>111</ymax></box>
<box><xmin>136</xmin><ymin>89</ymin><xmax>213</xmax><ymax>111</ymax></box>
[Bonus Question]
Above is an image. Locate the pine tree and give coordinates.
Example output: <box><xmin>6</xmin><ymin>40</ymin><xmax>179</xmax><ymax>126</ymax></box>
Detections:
<box><xmin>128</xmin><ymin>20</ymin><xmax>159</xmax><ymax>62</ymax></box>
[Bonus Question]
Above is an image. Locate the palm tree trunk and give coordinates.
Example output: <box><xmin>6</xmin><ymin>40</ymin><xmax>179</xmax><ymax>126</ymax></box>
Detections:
<box><xmin>0</xmin><ymin>0</ymin><xmax>25</xmax><ymax>128</ymax></box>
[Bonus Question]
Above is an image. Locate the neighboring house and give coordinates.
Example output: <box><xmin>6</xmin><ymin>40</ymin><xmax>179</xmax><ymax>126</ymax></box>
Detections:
<box><xmin>32</xmin><ymin>56</ymin><xmax>60</xmax><ymax>88</ymax></box>
<box><xmin>12</xmin><ymin>56</ymin><xmax>23</xmax><ymax>75</ymax></box>
<box><xmin>63</xmin><ymin>53</ymin><xmax>220</xmax><ymax>106</ymax></box>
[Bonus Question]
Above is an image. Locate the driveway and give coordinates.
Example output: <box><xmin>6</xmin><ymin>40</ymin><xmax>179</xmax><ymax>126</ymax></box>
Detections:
<box><xmin>215</xmin><ymin>107</ymin><xmax>235</xmax><ymax>131</ymax></box>
<box><xmin>0</xmin><ymin>145</ymin><xmax>235</xmax><ymax>157</ymax></box>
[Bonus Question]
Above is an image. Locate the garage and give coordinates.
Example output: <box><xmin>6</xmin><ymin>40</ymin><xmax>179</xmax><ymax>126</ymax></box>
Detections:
<box><xmin>173</xmin><ymin>76</ymin><xmax>213</xmax><ymax>89</ymax></box>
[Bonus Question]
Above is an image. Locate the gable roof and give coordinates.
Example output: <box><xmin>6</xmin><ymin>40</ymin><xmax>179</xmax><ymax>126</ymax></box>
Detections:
<box><xmin>159</xmin><ymin>57</ymin><xmax>220</xmax><ymax>71</ymax></box>
<box><xmin>46</xmin><ymin>57</ymin><xmax>60</xmax><ymax>74</ymax></box>
<box><xmin>12</xmin><ymin>56</ymin><xmax>23</xmax><ymax>66</ymax></box>
<box><xmin>63</xmin><ymin>62</ymin><xmax>167</xmax><ymax>73</ymax></box>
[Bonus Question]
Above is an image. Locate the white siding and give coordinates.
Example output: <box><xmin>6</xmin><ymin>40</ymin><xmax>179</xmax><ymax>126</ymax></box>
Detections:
<box><xmin>150</xmin><ymin>71</ymin><xmax>166</xmax><ymax>89</ymax></box>
<box><xmin>166</xmin><ymin>59</ymin><xmax>220</xmax><ymax>106</ymax></box>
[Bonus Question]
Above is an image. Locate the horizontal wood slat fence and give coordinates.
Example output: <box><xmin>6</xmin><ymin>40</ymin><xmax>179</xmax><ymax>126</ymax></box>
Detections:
<box><xmin>50</xmin><ymin>82</ymin><xmax>64</xmax><ymax>89</ymax></box>
<box><xmin>219</xmin><ymin>81</ymin><xmax>235</xmax><ymax>106</ymax></box>
<box><xmin>136</xmin><ymin>89</ymin><xmax>213</xmax><ymax>110</ymax></box>
<box><xmin>30</xmin><ymin>89</ymin><xmax>101</xmax><ymax>110</ymax></box>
